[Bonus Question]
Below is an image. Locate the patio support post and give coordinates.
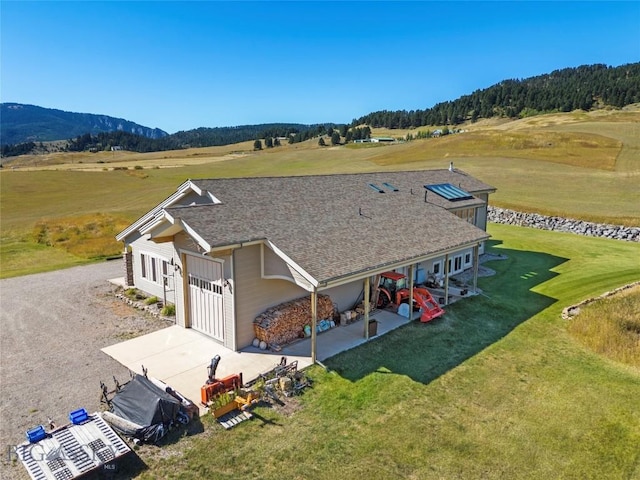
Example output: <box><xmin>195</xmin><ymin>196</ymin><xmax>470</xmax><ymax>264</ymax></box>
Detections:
<box><xmin>473</xmin><ymin>244</ymin><xmax>480</xmax><ymax>293</ymax></box>
<box><xmin>181</xmin><ymin>252</ymin><xmax>189</xmax><ymax>329</ymax></box>
<box><xmin>371</xmin><ymin>274</ymin><xmax>381</xmax><ymax>308</ymax></box>
<box><xmin>364</xmin><ymin>276</ymin><xmax>370</xmax><ymax>339</ymax></box>
<box><xmin>444</xmin><ymin>253</ymin><xmax>450</xmax><ymax>306</ymax></box>
<box><xmin>408</xmin><ymin>264</ymin><xmax>415</xmax><ymax>320</ymax></box>
<box><xmin>311</xmin><ymin>289</ymin><xmax>318</xmax><ymax>363</ymax></box>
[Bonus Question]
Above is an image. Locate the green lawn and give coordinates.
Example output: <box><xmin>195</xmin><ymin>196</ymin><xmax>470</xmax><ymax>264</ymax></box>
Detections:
<box><xmin>132</xmin><ymin>224</ymin><xmax>640</xmax><ymax>480</ymax></box>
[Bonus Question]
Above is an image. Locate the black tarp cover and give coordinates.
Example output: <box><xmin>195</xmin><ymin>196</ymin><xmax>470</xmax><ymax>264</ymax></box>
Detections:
<box><xmin>111</xmin><ymin>374</ymin><xmax>180</xmax><ymax>429</ymax></box>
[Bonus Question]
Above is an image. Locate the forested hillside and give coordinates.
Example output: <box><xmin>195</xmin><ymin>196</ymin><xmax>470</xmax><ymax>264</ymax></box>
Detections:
<box><xmin>352</xmin><ymin>63</ymin><xmax>640</xmax><ymax>128</ymax></box>
<box><xmin>2</xmin><ymin>63</ymin><xmax>638</xmax><ymax>158</ymax></box>
<box><xmin>0</xmin><ymin>122</ymin><xmax>338</xmax><ymax>157</ymax></box>
<box><xmin>60</xmin><ymin>123</ymin><xmax>337</xmax><ymax>153</ymax></box>
<box><xmin>0</xmin><ymin>103</ymin><xmax>168</xmax><ymax>145</ymax></box>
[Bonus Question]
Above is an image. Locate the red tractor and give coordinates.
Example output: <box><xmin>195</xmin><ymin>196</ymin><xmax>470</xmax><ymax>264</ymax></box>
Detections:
<box><xmin>376</xmin><ymin>271</ymin><xmax>445</xmax><ymax>323</ymax></box>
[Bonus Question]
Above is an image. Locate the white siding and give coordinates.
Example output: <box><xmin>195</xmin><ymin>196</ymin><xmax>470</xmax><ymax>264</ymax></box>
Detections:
<box><xmin>130</xmin><ymin>235</ymin><xmax>178</xmax><ymax>305</ymax></box>
<box><xmin>416</xmin><ymin>247</ymin><xmax>475</xmax><ymax>280</ymax></box>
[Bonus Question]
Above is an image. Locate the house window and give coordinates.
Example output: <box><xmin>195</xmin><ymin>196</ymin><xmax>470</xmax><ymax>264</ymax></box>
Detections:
<box><xmin>464</xmin><ymin>252</ymin><xmax>472</xmax><ymax>267</ymax></box>
<box><xmin>454</xmin><ymin>256</ymin><xmax>462</xmax><ymax>272</ymax></box>
<box><xmin>141</xmin><ymin>254</ymin><xmax>147</xmax><ymax>278</ymax></box>
<box><xmin>433</xmin><ymin>261</ymin><xmax>441</xmax><ymax>275</ymax></box>
<box><xmin>140</xmin><ymin>253</ymin><xmax>169</xmax><ymax>287</ymax></box>
<box><xmin>162</xmin><ymin>260</ymin><xmax>168</xmax><ymax>286</ymax></box>
<box><xmin>151</xmin><ymin>259</ymin><xmax>157</xmax><ymax>282</ymax></box>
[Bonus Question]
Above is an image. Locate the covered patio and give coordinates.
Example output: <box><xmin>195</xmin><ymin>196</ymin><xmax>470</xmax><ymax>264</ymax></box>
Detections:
<box><xmin>102</xmin><ymin>264</ymin><xmax>483</xmax><ymax>415</ymax></box>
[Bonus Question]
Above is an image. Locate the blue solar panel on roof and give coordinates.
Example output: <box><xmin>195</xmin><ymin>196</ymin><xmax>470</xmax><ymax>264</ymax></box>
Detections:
<box><xmin>425</xmin><ymin>183</ymin><xmax>473</xmax><ymax>201</ymax></box>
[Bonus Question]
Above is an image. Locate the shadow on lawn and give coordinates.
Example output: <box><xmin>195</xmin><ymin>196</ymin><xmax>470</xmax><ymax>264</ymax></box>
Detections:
<box><xmin>324</xmin><ymin>239</ymin><xmax>568</xmax><ymax>384</ymax></box>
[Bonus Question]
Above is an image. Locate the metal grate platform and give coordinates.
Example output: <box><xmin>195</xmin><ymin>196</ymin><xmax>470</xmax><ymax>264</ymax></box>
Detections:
<box><xmin>217</xmin><ymin>409</ymin><xmax>252</xmax><ymax>430</ymax></box>
<box><xmin>16</xmin><ymin>413</ymin><xmax>131</xmax><ymax>480</ymax></box>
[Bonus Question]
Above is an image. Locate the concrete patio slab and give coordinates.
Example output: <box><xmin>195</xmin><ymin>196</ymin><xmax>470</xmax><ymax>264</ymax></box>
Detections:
<box><xmin>101</xmin><ymin>308</ymin><xmax>420</xmax><ymax>415</ymax></box>
<box><xmin>101</xmin><ymin>326</ymin><xmax>312</xmax><ymax>414</ymax></box>
<box><xmin>273</xmin><ymin>308</ymin><xmax>417</xmax><ymax>360</ymax></box>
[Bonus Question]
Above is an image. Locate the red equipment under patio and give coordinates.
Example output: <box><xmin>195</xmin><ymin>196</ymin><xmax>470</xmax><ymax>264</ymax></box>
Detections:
<box><xmin>376</xmin><ymin>271</ymin><xmax>445</xmax><ymax>323</ymax></box>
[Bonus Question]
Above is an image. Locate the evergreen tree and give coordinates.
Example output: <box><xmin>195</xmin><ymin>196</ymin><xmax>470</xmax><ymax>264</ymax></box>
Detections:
<box><xmin>350</xmin><ymin>63</ymin><xmax>640</xmax><ymax>129</ymax></box>
<box><xmin>253</xmin><ymin>139</ymin><xmax>262</xmax><ymax>150</ymax></box>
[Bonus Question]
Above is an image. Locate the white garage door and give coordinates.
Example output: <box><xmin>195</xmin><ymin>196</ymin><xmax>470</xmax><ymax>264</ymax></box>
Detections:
<box><xmin>186</xmin><ymin>255</ymin><xmax>225</xmax><ymax>341</ymax></box>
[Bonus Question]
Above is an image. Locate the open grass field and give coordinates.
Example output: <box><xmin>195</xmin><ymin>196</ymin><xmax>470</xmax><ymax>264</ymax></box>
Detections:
<box><xmin>1</xmin><ymin>107</ymin><xmax>639</xmax><ymax>478</ymax></box>
<box><xmin>1</xmin><ymin>107</ymin><xmax>639</xmax><ymax>279</ymax></box>
<box><xmin>128</xmin><ymin>224</ymin><xmax>640</xmax><ymax>480</ymax></box>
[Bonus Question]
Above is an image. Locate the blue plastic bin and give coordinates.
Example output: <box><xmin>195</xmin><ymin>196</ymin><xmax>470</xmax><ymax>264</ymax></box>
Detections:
<box><xmin>69</xmin><ymin>408</ymin><xmax>89</xmax><ymax>425</ymax></box>
<box><xmin>26</xmin><ymin>425</ymin><xmax>46</xmax><ymax>443</ymax></box>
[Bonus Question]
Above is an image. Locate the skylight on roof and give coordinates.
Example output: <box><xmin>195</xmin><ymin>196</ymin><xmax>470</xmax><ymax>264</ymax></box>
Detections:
<box><xmin>425</xmin><ymin>183</ymin><xmax>473</xmax><ymax>201</ymax></box>
<box><xmin>368</xmin><ymin>183</ymin><xmax>385</xmax><ymax>193</ymax></box>
<box><xmin>382</xmin><ymin>182</ymin><xmax>399</xmax><ymax>192</ymax></box>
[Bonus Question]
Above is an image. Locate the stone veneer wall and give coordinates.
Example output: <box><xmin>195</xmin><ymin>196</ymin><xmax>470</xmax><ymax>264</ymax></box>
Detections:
<box><xmin>123</xmin><ymin>250</ymin><xmax>134</xmax><ymax>287</ymax></box>
<box><xmin>488</xmin><ymin>207</ymin><xmax>639</xmax><ymax>242</ymax></box>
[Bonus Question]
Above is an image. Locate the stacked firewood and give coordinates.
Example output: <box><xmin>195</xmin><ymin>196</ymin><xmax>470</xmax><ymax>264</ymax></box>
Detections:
<box><xmin>253</xmin><ymin>294</ymin><xmax>335</xmax><ymax>347</ymax></box>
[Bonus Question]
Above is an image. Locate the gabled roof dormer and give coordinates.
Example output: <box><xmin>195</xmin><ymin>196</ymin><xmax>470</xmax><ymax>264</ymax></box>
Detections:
<box><xmin>116</xmin><ymin>179</ymin><xmax>222</xmax><ymax>243</ymax></box>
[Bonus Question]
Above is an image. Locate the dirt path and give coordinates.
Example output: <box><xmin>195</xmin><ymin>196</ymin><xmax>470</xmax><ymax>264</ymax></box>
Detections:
<box><xmin>0</xmin><ymin>261</ymin><xmax>172</xmax><ymax>479</ymax></box>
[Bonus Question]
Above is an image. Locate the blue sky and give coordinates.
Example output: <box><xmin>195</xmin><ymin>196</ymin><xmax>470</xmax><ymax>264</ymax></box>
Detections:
<box><xmin>2</xmin><ymin>1</ymin><xmax>639</xmax><ymax>134</ymax></box>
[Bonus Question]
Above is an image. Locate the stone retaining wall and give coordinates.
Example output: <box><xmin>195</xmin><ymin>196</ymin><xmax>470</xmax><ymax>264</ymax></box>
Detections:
<box><xmin>488</xmin><ymin>207</ymin><xmax>639</xmax><ymax>242</ymax></box>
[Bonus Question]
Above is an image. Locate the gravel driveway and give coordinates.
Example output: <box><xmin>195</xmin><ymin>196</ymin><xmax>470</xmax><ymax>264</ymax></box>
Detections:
<box><xmin>0</xmin><ymin>261</ymin><xmax>171</xmax><ymax>479</ymax></box>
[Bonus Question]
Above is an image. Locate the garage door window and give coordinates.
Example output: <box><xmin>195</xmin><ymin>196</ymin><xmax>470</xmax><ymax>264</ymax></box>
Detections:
<box><xmin>189</xmin><ymin>275</ymin><xmax>222</xmax><ymax>295</ymax></box>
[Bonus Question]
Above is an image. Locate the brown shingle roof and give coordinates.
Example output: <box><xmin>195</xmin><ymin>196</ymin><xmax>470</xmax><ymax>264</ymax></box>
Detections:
<box><xmin>166</xmin><ymin>170</ymin><xmax>494</xmax><ymax>285</ymax></box>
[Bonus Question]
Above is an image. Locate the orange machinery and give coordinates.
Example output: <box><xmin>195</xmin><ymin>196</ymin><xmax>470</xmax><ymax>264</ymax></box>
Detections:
<box><xmin>376</xmin><ymin>271</ymin><xmax>445</xmax><ymax>323</ymax></box>
<box><xmin>200</xmin><ymin>355</ymin><xmax>243</xmax><ymax>406</ymax></box>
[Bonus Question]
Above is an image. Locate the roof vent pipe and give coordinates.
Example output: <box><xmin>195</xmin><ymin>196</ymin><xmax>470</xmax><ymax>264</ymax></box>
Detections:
<box><xmin>449</xmin><ymin>161</ymin><xmax>454</xmax><ymax>172</ymax></box>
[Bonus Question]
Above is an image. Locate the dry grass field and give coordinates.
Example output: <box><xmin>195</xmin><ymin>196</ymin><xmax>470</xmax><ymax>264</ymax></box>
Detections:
<box><xmin>568</xmin><ymin>285</ymin><xmax>640</xmax><ymax>367</ymax></box>
<box><xmin>1</xmin><ymin>108</ymin><xmax>639</xmax><ymax>480</ymax></box>
<box><xmin>1</xmin><ymin>106</ymin><xmax>639</xmax><ymax>278</ymax></box>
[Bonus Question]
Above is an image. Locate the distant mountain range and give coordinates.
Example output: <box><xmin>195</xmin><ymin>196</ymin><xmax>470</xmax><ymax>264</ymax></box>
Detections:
<box><xmin>0</xmin><ymin>103</ymin><xmax>168</xmax><ymax>145</ymax></box>
<box><xmin>1</xmin><ymin>62</ymin><xmax>639</xmax><ymax>155</ymax></box>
